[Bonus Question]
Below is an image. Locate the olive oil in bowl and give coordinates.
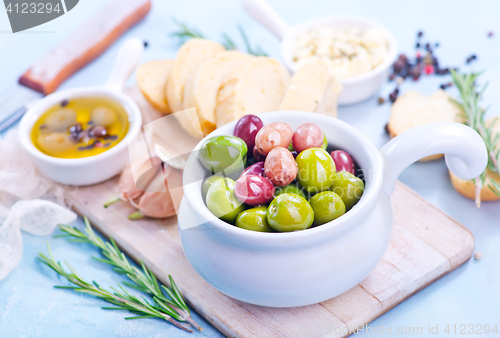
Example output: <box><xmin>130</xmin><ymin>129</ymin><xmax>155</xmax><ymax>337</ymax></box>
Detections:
<box><xmin>31</xmin><ymin>97</ymin><xmax>129</xmax><ymax>159</ymax></box>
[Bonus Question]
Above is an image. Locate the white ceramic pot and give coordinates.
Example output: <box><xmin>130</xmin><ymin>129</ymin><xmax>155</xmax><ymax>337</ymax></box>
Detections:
<box><xmin>18</xmin><ymin>38</ymin><xmax>144</xmax><ymax>186</ymax></box>
<box><xmin>241</xmin><ymin>0</ymin><xmax>398</xmax><ymax>105</ymax></box>
<box><xmin>180</xmin><ymin>111</ymin><xmax>487</xmax><ymax>308</ymax></box>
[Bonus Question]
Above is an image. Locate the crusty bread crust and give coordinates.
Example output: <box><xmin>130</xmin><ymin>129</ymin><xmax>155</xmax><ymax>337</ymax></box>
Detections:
<box><xmin>166</xmin><ymin>39</ymin><xmax>225</xmax><ymax>113</ymax></box>
<box><xmin>192</xmin><ymin>51</ymin><xmax>253</xmax><ymax>135</ymax></box>
<box><xmin>136</xmin><ymin>60</ymin><xmax>172</xmax><ymax>114</ymax></box>
<box><xmin>215</xmin><ymin>57</ymin><xmax>291</xmax><ymax>128</ymax></box>
<box><xmin>166</xmin><ymin>39</ymin><xmax>225</xmax><ymax>139</ymax></box>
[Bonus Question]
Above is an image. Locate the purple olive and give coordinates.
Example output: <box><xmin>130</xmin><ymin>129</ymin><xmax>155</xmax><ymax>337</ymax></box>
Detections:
<box><xmin>235</xmin><ymin>175</ymin><xmax>275</xmax><ymax>206</ymax></box>
<box><xmin>330</xmin><ymin>150</ymin><xmax>356</xmax><ymax>175</ymax></box>
<box><xmin>234</xmin><ymin>115</ymin><xmax>264</xmax><ymax>152</ymax></box>
<box><xmin>253</xmin><ymin>145</ymin><xmax>266</xmax><ymax>162</ymax></box>
<box><xmin>240</xmin><ymin>161</ymin><xmax>265</xmax><ymax>178</ymax></box>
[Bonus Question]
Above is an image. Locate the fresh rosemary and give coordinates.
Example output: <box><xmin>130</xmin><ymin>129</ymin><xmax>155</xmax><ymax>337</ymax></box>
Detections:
<box><xmin>171</xmin><ymin>18</ymin><xmax>204</xmax><ymax>40</ymax></box>
<box><xmin>39</xmin><ymin>217</ymin><xmax>202</xmax><ymax>332</ymax></box>
<box><xmin>238</xmin><ymin>24</ymin><xmax>268</xmax><ymax>57</ymax></box>
<box><xmin>449</xmin><ymin>69</ymin><xmax>500</xmax><ymax>205</ymax></box>
<box><xmin>171</xmin><ymin>19</ymin><xmax>268</xmax><ymax>56</ymax></box>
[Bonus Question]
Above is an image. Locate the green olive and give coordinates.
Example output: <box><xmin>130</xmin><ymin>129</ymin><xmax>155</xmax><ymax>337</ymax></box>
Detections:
<box><xmin>206</xmin><ymin>178</ymin><xmax>245</xmax><ymax>223</ymax></box>
<box><xmin>236</xmin><ymin>206</ymin><xmax>273</xmax><ymax>232</ymax></box>
<box><xmin>330</xmin><ymin>171</ymin><xmax>364</xmax><ymax>210</ymax></box>
<box><xmin>296</xmin><ymin>148</ymin><xmax>336</xmax><ymax>194</ymax></box>
<box><xmin>321</xmin><ymin>133</ymin><xmax>327</xmax><ymax>150</ymax></box>
<box><xmin>274</xmin><ymin>183</ymin><xmax>307</xmax><ymax>199</ymax></box>
<box><xmin>266</xmin><ymin>193</ymin><xmax>314</xmax><ymax>232</ymax></box>
<box><xmin>198</xmin><ymin>135</ymin><xmax>247</xmax><ymax>175</ymax></box>
<box><xmin>37</xmin><ymin>132</ymin><xmax>74</xmax><ymax>156</ymax></box>
<box><xmin>201</xmin><ymin>175</ymin><xmax>223</xmax><ymax>203</ymax></box>
<box><xmin>309</xmin><ymin>191</ymin><xmax>346</xmax><ymax>226</ymax></box>
<box><xmin>45</xmin><ymin>108</ymin><xmax>77</xmax><ymax>132</ymax></box>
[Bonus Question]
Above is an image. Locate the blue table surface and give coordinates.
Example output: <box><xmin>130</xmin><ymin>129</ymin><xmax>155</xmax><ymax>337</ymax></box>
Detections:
<box><xmin>1</xmin><ymin>1</ymin><xmax>499</xmax><ymax>337</ymax></box>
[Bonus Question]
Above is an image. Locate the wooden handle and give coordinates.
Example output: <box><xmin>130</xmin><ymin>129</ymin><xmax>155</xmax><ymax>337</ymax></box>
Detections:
<box><xmin>19</xmin><ymin>0</ymin><xmax>151</xmax><ymax>95</ymax></box>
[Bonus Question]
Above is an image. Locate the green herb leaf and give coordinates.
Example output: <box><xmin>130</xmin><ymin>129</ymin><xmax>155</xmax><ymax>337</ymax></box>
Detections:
<box><xmin>450</xmin><ymin>69</ymin><xmax>500</xmax><ymax>207</ymax></box>
<box><xmin>171</xmin><ymin>18</ymin><xmax>268</xmax><ymax>59</ymax></box>
<box><xmin>55</xmin><ymin>217</ymin><xmax>202</xmax><ymax>331</ymax></box>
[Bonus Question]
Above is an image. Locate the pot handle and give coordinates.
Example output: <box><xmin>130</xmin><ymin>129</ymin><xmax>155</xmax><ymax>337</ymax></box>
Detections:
<box><xmin>241</xmin><ymin>0</ymin><xmax>290</xmax><ymax>40</ymax></box>
<box><xmin>380</xmin><ymin>122</ymin><xmax>488</xmax><ymax>195</ymax></box>
<box><xmin>105</xmin><ymin>37</ymin><xmax>144</xmax><ymax>91</ymax></box>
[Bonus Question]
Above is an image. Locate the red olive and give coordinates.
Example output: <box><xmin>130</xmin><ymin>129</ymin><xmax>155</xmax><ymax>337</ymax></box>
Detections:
<box><xmin>264</xmin><ymin>146</ymin><xmax>297</xmax><ymax>186</ymax></box>
<box><xmin>330</xmin><ymin>150</ymin><xmax>356</xmax><ymax>174</ymax></box>
<box><xmin>240</xmin><ymin>161</ymin><xmax>265</xmax><ymax>177</ymax></box>
<box><xmin>234</xmin><ymin>115</ymin><xmax>264</xmax><ymax>152</ymax></box>
<box><xmin>235</xmin><ymin>175</ymin><xmax>275</xmax><ymax>206</ymax></box>
<box><xmin>292</xmin><ymin>123</ymin><xmax>324</xmax><ymax>153</ymax></box>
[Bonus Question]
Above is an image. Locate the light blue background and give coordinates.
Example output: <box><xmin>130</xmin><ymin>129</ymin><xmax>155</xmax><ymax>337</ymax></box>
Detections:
<box><xmin>1</xmin><ymin>0</ymin><xmax>499</xmax><ymax>337</ymax></box>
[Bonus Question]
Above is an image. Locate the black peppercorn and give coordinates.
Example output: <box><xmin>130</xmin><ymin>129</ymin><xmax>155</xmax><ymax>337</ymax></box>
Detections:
<box><xmin>89</xmin><ymin>125</ymin><xmax>107</xmax><ymax>138</ymax></box>
<box><xmin>389</xmin><ymin>90</ymin><xmax>398</xmax><ymax>103</ymax></box>
<box><xmin>393</xmin><ymin>59</ymin><xmax>406</xmax><ymax>73</ymax></box>
<box><xmin>69</xmin><ymin>123</ymin><xmax>82</xmax><ymax>134</ymax></box>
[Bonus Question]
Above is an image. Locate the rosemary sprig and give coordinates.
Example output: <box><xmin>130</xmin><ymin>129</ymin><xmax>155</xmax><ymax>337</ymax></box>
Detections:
<box><xmin>238</xmin><ymin>25</ymin><xmax>268</xmax><ymax>57</ymax></box>
<box><xmin>171</xmin><ymin>19</ymin><xmax>268</xmax><ymax>56</ymax></box>
<box><xmin>170</xmin><ymin>18</ymin><xmax>204</xmax><ymax>40</ymax></box>
<box><xmin>450</xmin><ymin>69</ymin><xmax>500</xmax><ymax>206</ymax></box>
<box><xmin>490</xmin><ymin>180</ymin><xmax>500</xmax><ymax>198</ymax></box>
<box><xmin>221</xmin><ymin>33</ymin><xmax>237</xmax><ymax>51</ymax></box>
<box><xmin>55</xmin><ymin>217</ymin><xmax>202</xmax><ymax>331</ymax></box>
<box><xmin>38</xmin><ymin>242</ymin><xmax>192</xmax><ymax>332</ymax></box>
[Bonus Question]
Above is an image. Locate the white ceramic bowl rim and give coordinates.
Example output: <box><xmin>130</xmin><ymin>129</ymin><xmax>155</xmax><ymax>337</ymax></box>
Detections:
<box><xmin>19</xmin><ymin>86</ymin><xmax>142</xmax><ymax>167</ymax></box>
<box><xmin>281</xmin><ymin>14</ymin><xmax>398</xmax><ymax>84</ymax></box>
<box><xmin>183</xmin><ymin>111</ymin><xmax>384</xmax><ymax>242</ymax></box>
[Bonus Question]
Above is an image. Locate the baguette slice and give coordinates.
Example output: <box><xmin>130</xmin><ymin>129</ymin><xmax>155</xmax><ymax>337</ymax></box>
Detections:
<box><xmin>191</xmin><ymin>51</ymin><xmax>254</xmax><ymax>135</ymax></box>
<box><xmin>216</xmin><ymin>57</ymin><xmax>291</xmax><ymax>128</ymax></box>
<box><xmin>450</xmin><ymin>117</ymin><xmax>500</xmax><ymax>201</ymax></box>
<box><xmin>388</xmin><ymin>90</ymin><xmax>464</xmax><ymax>161</ymax></box>
<box><xmin>279</xmin><ymin>61</ymin><xmax>342</xmax><ymax>117</ymax></box>
<box><xmin>136</xmin><ymin>60</ymin><xmax>173</xmax><ymax>114</ymax></box>
<box><xmin>166</xmin><ymin>39</ymin><xmax>225</xmax><ymax>139</ymax></box>
<box><xmin>166</xmin><ymin>39</ymin><xmax>225</xmax><ymax>113</ymax></box>
<box><xmin>450</xmin><ymin>169</ymin><xmax>500</xmax><ymax>201</ymax></box>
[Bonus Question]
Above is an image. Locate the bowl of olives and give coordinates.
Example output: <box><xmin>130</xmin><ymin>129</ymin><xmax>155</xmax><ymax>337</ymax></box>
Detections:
<box><xmin>18</xmin><ymin>38</ymin><xmax>144</xmax><ymax>186</ymax></box>
<box><xmin>180</xmin><ymin>111</ymin><xmax>487</xmax><ymax>307</ymax></box>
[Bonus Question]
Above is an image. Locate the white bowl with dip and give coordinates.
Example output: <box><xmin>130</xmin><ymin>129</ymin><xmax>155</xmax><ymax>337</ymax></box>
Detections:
<box><xmin>242</xmin><ymin>0</ymin><xmax>398</xmax><ymax>105</ymax></box>
<box><xmin>179</xmin><ymin>111</ymin><xmax>487</xmax><ymax>307</ymax></box>
<box><xmin>19</xmin><ymin>38</ymin><xmax>143</xmax><ymax>186</ymax></box>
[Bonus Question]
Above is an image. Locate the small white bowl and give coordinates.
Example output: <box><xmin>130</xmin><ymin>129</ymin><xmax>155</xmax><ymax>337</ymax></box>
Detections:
<box><xmin>19</xmin><ymin>38</ymin><xmax>144</xmax><ymax>186</ymax></box>
<box><xmin>179</xmin><ymin>111</ymin><xmax>487</xmax><ymax>307</ymax></box>
<box><xmin>242</xmin><ymin>0</ymin><xmax>398</xmax><ymax>105</ymax></box>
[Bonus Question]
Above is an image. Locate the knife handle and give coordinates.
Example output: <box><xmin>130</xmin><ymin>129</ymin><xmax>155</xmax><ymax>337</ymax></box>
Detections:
<box><xmin>18</xmin><ymin>0</ymin><xmax>151</xmax><ymax>95</ymax></box>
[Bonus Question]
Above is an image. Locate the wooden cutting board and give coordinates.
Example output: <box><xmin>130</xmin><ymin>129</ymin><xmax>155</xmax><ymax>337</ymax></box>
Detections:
<box><xmin>64</xmin><ymin>87</ymin><xmax>474</xmax><ymax>338</ymax></box>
